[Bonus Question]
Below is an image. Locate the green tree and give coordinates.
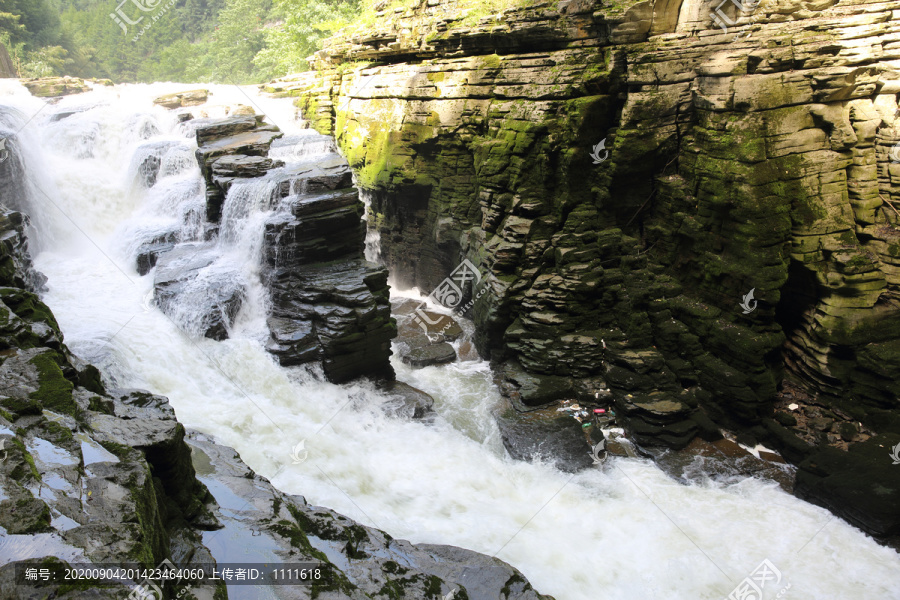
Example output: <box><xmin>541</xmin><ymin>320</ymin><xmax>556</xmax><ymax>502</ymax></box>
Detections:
<box><xmin>254</xmin><ymin>0</ymin><xmax>360</xmax><ymax>79</ymax></box>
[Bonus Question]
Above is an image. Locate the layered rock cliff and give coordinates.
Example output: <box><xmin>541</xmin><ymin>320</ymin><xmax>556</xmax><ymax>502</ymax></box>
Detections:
<box><xmin>275</xmin><ymin>0</ymin><xmax>900</xmax><ymax>541</ymax></box>
<box><xmin>143</xmin><ymin>112</ymin><xmax>396</xmax><ymax>382</ymax></box>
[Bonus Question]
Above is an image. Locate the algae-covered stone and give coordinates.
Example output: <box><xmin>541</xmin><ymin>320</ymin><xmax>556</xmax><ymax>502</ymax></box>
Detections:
<box><xmin>153</xmin><ymin>88</ymin><xmax>209</xmax><ymax>109</ymax></box>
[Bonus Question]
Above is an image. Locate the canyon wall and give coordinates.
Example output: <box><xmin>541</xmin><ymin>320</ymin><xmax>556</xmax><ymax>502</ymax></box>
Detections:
<box><xmin>274</xmin><ymin>0</ymin><xmax>900</xmax><ymax>539</ymax></box>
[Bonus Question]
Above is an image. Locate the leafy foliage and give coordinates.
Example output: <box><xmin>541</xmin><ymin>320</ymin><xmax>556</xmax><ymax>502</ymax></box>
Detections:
<box><xmin>0</xmin><ymin>0</ymin><xmax>365</xmax><ymax>83</ymax></box>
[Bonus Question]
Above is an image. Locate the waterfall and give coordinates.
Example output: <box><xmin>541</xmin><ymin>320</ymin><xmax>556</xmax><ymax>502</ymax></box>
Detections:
<box><xmin>3</xmin><ymin>80</ymin><xmax>899</xmax><ymax>600</ymax></box>
<box><xmin>361</xmin><ymin>190</ymin><xmax>382</xmax><ymax>263</ymax></box>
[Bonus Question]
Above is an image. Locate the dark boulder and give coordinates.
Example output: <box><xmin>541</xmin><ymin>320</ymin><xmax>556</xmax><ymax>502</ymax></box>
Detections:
<box><xmin>795</xmin><ymin>433</ymin><xmax>900</xmax><ymax>543</ymax></box>
<box><xmin>267</xmin><ymin>259</ymin><xmax>396</xmax><ymax>383</ymax></box>
<box><xmin>401</xmin><ymin>341</ymin><xmax>457</xmax><ymax>368</ymax></box>
<box><xmin>495</xmin><ymin>402</ymin><xmax>595</xmax><ymax>473</ymax></box>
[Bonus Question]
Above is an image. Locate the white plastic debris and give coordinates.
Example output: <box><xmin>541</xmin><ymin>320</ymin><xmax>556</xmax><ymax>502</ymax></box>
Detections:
<box><xmin>788</xmin><ymin>403</ymin><xmax>799</xmax><ymax>411</ymax></box>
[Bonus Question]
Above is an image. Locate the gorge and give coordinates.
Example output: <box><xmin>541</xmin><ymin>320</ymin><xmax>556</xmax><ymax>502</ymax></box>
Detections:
<box><xmin>1</xmin><ymin>0</ymin><xmax>900</xmax><ymax>597</ymax></box>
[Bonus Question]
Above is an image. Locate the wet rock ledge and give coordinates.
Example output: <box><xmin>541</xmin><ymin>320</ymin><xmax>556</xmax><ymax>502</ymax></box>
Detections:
<box><xmin>0</xmin><ymin>207</ymin><xmax>554</xmax><ymax>598</ymax></box>
<box><xmin>139</xmin><ymin>108</ymin><xmax>395</xmax><ymax>383</ymax></box>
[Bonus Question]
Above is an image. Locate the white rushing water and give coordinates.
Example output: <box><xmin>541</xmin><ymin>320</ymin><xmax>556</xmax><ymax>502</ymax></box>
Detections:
<box><xmin>1</xmin><ymin>80</ymin><xmax>899</xmax><ymax>600</ymax></box>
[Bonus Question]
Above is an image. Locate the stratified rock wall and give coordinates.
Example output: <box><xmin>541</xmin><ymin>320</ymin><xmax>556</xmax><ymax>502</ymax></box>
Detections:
<box><xmin>283</xmin><ymin>0</ymin><xmax>900</xmax><ymax>540</ymax></box>
<box><xmin>287</xmin><ymin>0</ymin><xmax>900</xmax><ymax>433</ymax></box>
<box><xmin>187</xmin><ymin>115</ymin><xmax>396</xmax><ymax>382</ymax></box>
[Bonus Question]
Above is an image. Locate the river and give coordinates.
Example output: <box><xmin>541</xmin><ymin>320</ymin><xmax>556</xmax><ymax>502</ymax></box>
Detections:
<box><xmin>1</xmin><ymin>80</ymin><xmax>898</xmax><ymax>600</ymax></box>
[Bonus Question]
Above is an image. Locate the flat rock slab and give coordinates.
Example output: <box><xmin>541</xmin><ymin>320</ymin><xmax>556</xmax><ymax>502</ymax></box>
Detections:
<box><xmin>196</xmin><ymin>129</ymin><xmax>283</xmax><ymax>168</ymax></box>
<box><xmin>153</xmin><ymin>88</ymin><xmax>209</xmax><ymax>109</ymax></box>
<box><xmin>187</xmin><ymin>431</ymin><xmax>552</xmax><ymax>599</ymax></box>
<box><xmin>211</xmin><ymin>154</ymin><xmax>281</xmax><ymax>178</ymax></box>
<box><xmin>401</xmin><ymin>341</ymin><xmax>457</xmax><ymax>367</ymax></box>
<box><xmin>194</xmin><ymin>115</ymin><xmax>261</xmax><ymax>145</ymax></box>
<box><xmin>22</xmin><ymin>76</ymin><xmax>89</xmax><ymax>98</ymax></box>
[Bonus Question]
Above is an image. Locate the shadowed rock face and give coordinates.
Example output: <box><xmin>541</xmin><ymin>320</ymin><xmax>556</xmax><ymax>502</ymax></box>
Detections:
<box><xmin>0</xmin><ymin>205</ymin><xmax>554</xmax><ymax>599</ymax></box>
<box><xmin>284</xmin><ymin>0</ymin><xmax>900</xmax><ymax>540</ymax></box>
<box><xmin>267</xmin><ymin>258</ymin><xmax>396</xmax><ymax>383</ymax></box>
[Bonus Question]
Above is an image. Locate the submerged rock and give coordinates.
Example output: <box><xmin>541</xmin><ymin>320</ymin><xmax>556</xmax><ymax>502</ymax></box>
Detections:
<box><xmin>152</xmin><ymin>243</ymin><xmax>244</xmax><ymax>341</ymax></box>
<box><xmin>135</xmin><ymin>230</ymin><xmax>178</xmax><ymax>276</ymax></box>
<box><xmin>378</xmin><ymin>380</ymin><xmax>435</xmax><ymax>420</ymax></box>
<box><xmin>495</xmin><ymin>402</ymin><xmax>596</xmax><ymax>473</ymax></box>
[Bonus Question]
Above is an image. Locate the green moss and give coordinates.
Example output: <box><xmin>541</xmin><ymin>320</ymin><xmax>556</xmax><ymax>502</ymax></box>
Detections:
<box><xmin>382</xmin><ymin>560</ymin><xmax>409</xmax><ymax>575</ymax></box>
<box><xmin>272</xmin><ymin>495</ymin><xmax>282</xmax><ymax>516</ymax></box>
<box><xmin>501</xmin><ymin>572</ymin><xmax>527</xmax><ymax>597</ymax></box>
<box><xmin>14</xmin><ymin>496</ymin><xmax>51</xmax><ymax>532</ymax></box>
<box><xmin>124</xmin><ymin>466</ymin><xmax>168</xmax><ymax>566</ymax></box>
<box><xmin>480</xmin><ymin>53</ymin><xmax>502</xmax><ymax>70</ymax></box>
<box><xmin>87</xmin><ymin>395</ymin><xmax>115</xmax><ymax>414</ymax></box>
<box><xmin>0</xmin><ymin>288</ymin><xmax>61</xmax><ymax>333</ymax></box>
<box><xmin>423</xmin><ymin>575</ymin><xmax>443</xmax><ymax>597</ymax></box>
<box><xmin>426</xmin><ymin>71</ymin><xmax>445</xmax><ymax>83</ymax></box>
<box><xmin>28</xmin><ymin>351</ymin><xmax>76</xmax><ymax>415</ymax></box>
<box><xmin>77</xmin><ymin>364</ymin><xmax>106</xmax><ymax>395</ymax></box>
<box><xmin>42</xmin><ymin>421</ymin><xmax>74</xmax><ymax>444</ymax></box>
<box><xmin>9</xmin><ymin>437</ymin><xmax>41</xmax><ymax>481</ymax></box>
<box><xmin>0</xmin><ymin>395</ymin><xmax>42</xmax><ymax>417</ymax></box>
<box><xmin>99</xmin><ymin>440</ymin><xmax>135</xmax><ymax>460</ymax></box>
